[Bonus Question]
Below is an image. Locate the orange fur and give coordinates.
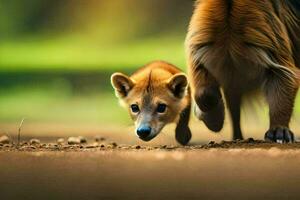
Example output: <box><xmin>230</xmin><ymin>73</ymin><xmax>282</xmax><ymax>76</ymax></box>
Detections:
<box><xmin>186</xmin><ymin>0</ymin><xmax>300</xmax><ymax>142</ymax></box>
<box><xmin>111</xmin><ymin>61</ymin><xmax>192</xmax><ymax>145</ymax></box>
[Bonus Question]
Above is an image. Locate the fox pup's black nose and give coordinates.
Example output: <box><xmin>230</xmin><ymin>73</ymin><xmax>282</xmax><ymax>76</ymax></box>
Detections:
<box><xmin>137</xmin><ymin>126</ymin><xmax>152</xmax><ymax>138</ymax></box>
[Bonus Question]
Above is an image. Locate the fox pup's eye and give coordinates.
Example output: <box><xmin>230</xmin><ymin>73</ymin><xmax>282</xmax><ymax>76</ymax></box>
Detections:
<box><xmin>131</xmin><ymin>104</ymin><xmax>140</xmax><ymax>113</ymax></box>
<box><xmin>157</xmin><ymin>104</ymin><xmax>167</xmax><ymax>113</ymax></box>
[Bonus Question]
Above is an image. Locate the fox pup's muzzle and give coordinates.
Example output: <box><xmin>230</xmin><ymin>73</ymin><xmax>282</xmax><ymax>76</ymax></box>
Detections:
<box><xmin>136</xmin><ymin>125</ymin><xmax>152</xmax><ymax>140</ymax></box>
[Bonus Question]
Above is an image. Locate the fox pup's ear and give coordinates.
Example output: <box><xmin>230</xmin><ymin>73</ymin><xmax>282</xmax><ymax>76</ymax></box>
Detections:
<box><xmin>167</xmin><ymin>73</ymin><xmax>188</xmax><ymax>98</ymax></box>
<box><xmin>111</xmin><ymin>73</ymin><xmax>135</xmax><ymax>98</ymax></box>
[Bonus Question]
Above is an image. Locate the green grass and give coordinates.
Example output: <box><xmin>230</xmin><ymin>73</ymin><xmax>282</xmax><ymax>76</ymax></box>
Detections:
<box><xmin>1</xmin><ymin>34</ymin><xmax>300</xmax><ymax>125</ymax></box>
<box><xmin>0</xmin><ymin>33</ymin><xmax>188</xmax><ymax>124</ymax></box>
<box><xmin>0</xmin><ymin>34</ymin><xmax>187</xmax><ymax>72</ymax></box>
<box><xmin>0</xmin><ymin>87</ymin><xmax>130</xmax><ymax>125</ymax></box>
<box><xmin>0</xmin><ymin>85</ymin><xmax>299</xmax><ymax>124</ymax></box>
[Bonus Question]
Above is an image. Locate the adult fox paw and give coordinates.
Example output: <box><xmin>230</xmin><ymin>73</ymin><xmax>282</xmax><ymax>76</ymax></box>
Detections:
<box><xmin>264</xmin><ymin>127</ymin><xmax>294</xmax><ymax>143</ymax></box>
<box><xmin>194</xmin><ymin>100</ymin><xmax>224</xmax><ymax>132</ymax></box>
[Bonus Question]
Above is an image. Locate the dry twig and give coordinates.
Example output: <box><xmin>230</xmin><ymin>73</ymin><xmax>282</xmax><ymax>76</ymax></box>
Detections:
<box><xmin>17</xmin><ymin>118</ymin><xmax>25</xmax><ymax>148</ymax></box>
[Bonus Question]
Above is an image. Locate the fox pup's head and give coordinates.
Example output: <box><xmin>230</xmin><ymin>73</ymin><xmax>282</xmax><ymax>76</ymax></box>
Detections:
<box><xmin>111</xmin><ymin>62</ymin><xmax>189</xmax><ymax>142</ymax></box>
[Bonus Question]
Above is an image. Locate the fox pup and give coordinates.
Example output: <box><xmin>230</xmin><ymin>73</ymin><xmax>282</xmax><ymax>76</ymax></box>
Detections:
<box><xmin>186</xmin><ymin>0</ymin><xmax>300</xmax><ymax>142</ymax></box>
<box><xmin>111</xmin><ymin>61</ymin><xmax>192</xmax><ymax>145</ymax></box>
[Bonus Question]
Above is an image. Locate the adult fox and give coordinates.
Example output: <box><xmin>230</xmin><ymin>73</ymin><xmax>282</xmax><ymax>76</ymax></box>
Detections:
<box><xmin>186</xmin><ymin>0</ymin><xmax>300</xmax><ymax>142</ymax></box>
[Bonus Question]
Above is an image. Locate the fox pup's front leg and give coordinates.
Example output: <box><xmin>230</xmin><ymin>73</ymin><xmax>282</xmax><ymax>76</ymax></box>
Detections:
<box><xmin>175</xmin><ymin>104</ymin><xmax>192</xmax><ymax>145</ymax></box>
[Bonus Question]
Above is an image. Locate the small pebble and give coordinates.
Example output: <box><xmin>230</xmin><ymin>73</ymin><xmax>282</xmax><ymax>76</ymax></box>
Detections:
<box><xmin>78</xmin><ymin>136</ymin><xmax>87</xmax><ymax>143</ymax></box>
<box><xmin>134</xmin><ymin>145</ymin><xmax>141</xmax><ymax>149</ymax></box>
<box><xmin>0</xmin><ymin>135</ymin><xmax>10</xmax><ymax>144</ymax></box>
<box><xmin>220</xmin><ymin>140</ymin><xmax>226</xmax><ymax>145</ymax></box>
<box><xmin>92</xmin><ymin>142</ymin><xmax>99</xmax><ymax>147</ymax></box>
<box><xmin>3</xmin><ymin>144</ymin><xmax>11</xmax><ymax>148</ymax></box>
<box><xmin>213</xmin><ymin>143</ymin><xmax>221</xmax><ymax>148</ymax></box>
<box><xmin>29</xmin><ymin>139</ymin><xmax>40</xmax><ymax>145</ymax></box>
<box><xmin>68</xmin><ymin>137</ymin><xmax>81</xmax><ymax>145</ymax></box>
<box><xmin>110</xmin><ymin>142</ymin><xmax>118</xmax><ymax>147</ymax></box>
<box><xmin>208</xmin><ymin>141</ymin><xmax>215</xmax><ymax>145</ymax></box>
<box><xmin>246</xmin><ymin>138</ymin><xmax>255</xmax><ymax>143</ymax></box>
<box><xmin>21</xmin><ymin>142</ymin><xmax>28</xmax><ymax>146</ymax></box>
<box><xmin>95</xmin><ymin>136</ymin><xmax>106</xmax><ymax>142</ymax></box>
<box><xmin>166</xmin><ymin>146</ymin><xmax>176</xmax><ymax>150</ymax></box>
<box><xmin>57</xmin><ymin>138</ymin><xmax>65</xmax><ymax>144</ymax></box>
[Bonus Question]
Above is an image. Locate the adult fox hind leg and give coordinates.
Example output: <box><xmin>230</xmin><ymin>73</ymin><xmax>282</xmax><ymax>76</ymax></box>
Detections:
<box><xmin>264</xmin><ymin>73</ymin><xmax>298</xmax><ymax>143</ymax></box>
<box><xmin>190</xmin><ymin>65</ymin><xmax>225</xmax><ymax>132</ymax></box>
<box><xmin>224</xmin><ymin>90</ymin><xmax>243</xmax><ymax>140</ymax></box>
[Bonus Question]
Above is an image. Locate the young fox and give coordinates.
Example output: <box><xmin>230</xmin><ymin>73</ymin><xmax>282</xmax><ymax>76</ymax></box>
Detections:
<box><xmin>186</xmin><ymin>0</ymin><xmax>300</xmax><ymax>142</ymax></box>
<box><xmin>111</xmin><ymin>61</ymin><xmax>192</xmax><ymax>145</ymax></box>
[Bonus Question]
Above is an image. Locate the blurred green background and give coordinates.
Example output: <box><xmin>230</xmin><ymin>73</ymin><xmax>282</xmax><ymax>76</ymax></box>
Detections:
<box><xmin>0</xmin><ymin>0</ymin><xmax>299</xmax><ymax>128</ymax></box>
<box><xmin>0</xmin><ymin>0</ymin><xmax>195</xmax><ymax>125</ymax></box>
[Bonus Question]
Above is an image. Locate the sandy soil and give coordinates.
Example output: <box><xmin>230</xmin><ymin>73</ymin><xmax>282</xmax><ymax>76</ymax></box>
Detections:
<box><xmin>1</xmin><ymin>140</ymin><xmax>300</xmax><ymax>200</ymax></box>
<box><xmin>1</xmin><ymin>122</ymin><xmax>300</xmax><ymax>200</ymax></box>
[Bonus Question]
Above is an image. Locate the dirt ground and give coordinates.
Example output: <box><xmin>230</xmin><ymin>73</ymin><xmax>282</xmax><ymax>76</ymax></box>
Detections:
<box><xmin>1</xmin><ymin>123</ymin><xmax>300</xmax><ymax>200</ymax></box>
<box><xmin>2</xmin><ymin>141</ymin><xmax>300</xmax><ymax>200</ymax></box>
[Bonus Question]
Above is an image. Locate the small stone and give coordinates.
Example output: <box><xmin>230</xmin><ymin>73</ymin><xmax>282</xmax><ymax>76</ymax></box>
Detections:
<box><xmin>207</xmin><ymin>144</ymin><xmax>213</xmax><ymax>148</ymax></box>
<box><xmin>213</xmin><ymin>143</ymin><xmax>221</xmax><ymax>148</ymax></box>
<box><xmin>21</xmin><ymin>142</ymin><xmax>28</xmax><ymax>146</ymax></box>
<box><xmin>92</xmin><ymin>142</ymin><xmax>99</xmax><ymax>147</ymax></box>
<box><xmin>246</xmin><ymin>138</ymin><xmax>255</xmax><ymax>143</ymax></box>
<box><xmin>134</xmin><ymin>145</ymin><xmax>141</xmax><ymax>149</ymax></box>
<box><xmin>100</xmin><ymin>144</ymin><xmax>105</xmax><ymax>148</ymax></box>
<box><xmin>68</xmin><ymin>137</ymin><xmax>81</xmax><ymax>145</ymax></box>
<box><xmin>29</xmin><ymin>139</ymin><xmax>40</xmax><ymax>145</ymax></box>
<box><xmin>95</xmin><ymin>135</ymin><xmax>106</xmax><ymax>142</ymax></box>
<box><xmin>110</xmin><ymin>142</ymin><xmax>118</xmax><ymax>147</ymax></box>
<box><xmin>0</xmin><ymin>135</ymin><xmax>10</xmax><ymax>144</ymax></box>
<box><xmin>208</xmin><ymin>141</ymin><xmax>215</xmax><ymax>145</ymax></box>
<box><xmin>78</xmin><ymin>136</ymin><xmax>87</xmax><ymax>143</ymax></box>
<box><xmin>57</xmin><ymin>138</ymin><xmax>65</xmax><ymax>144</ymax></box>
<box><xmin>235</xmin><ymin>139</ymin><xmax>242</xmax><ymax>143</ymax></box>
<box><xmin>166</xmin><ymin>146</ymin><xmax>176</xmax><ymax>150</ymax></box>
<box><xmin>3</xmin><ymin>144</ymin><xmax>11</xmax><ymax>148</ymax></box>
<box><xmin>220</xmin><ymin>140</ymin><xmax>226</xmax><ymax>145</ymax></box>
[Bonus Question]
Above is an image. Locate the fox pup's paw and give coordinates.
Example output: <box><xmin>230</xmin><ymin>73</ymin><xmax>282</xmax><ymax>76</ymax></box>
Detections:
<box><xmin>194</xmin><ymin>99</ymin><xmax>224</xmax><ymax>132</ymax></box>
<box><xmin>264</xmin><ymin>127</ymin><xmax>294</xmax><ymax>143</ymax></box>
<box><xmin>175</xmin><ymin>126</ymin><xmax>192</xmax><ymax>145</ymax></box>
